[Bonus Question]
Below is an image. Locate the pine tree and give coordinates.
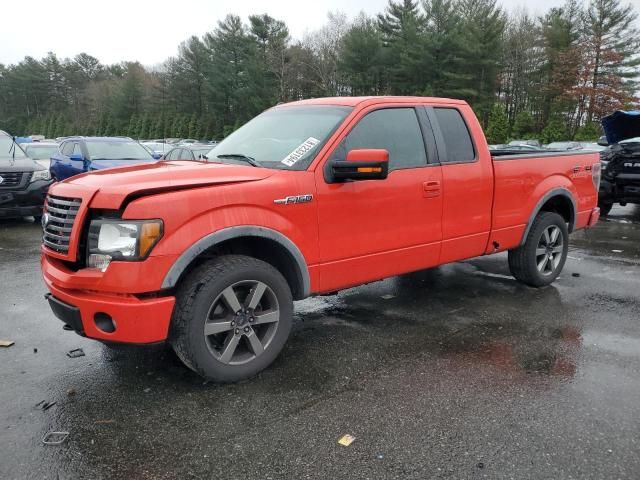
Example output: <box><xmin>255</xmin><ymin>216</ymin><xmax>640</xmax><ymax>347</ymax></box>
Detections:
<box><xmin>485</xmin><ymin>104</ymin><xmax>509</xmax><ymax>144</ymax></box>
<box><xmin>541</xmin><ymin>116</ymin><xmax>567</xmax><ymax>143</ymax></box>
<box><xmin>511</xmin><ymin>111</ymin><xmax>535</xmax><ymax>139</ymax></box>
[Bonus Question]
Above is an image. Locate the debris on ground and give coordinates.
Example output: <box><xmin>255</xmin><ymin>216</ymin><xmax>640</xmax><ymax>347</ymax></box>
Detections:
<box><xmin>67</xmin><ymin>348</ymin><xmax>85</xmax><ymax>358</ymax></box>
<box><xmin>381</xmin><ymin>294</ymin><xmax>395</xmax><ymax>300</ymax></box>
<box><xmin>67</xmin><ymin>388</ymin><xmax>76</xmax><ymax>396</ymax></box>
<box><xmin>33</xmin><ymin>348</ymin><xmax>37</xmax><ymax>353</ymax></box>
<box><xmin>42</xmin><ymin>401</ymin><xmax>57</xmax><ymax>411</ymax></box>
<box><xmin>94</xmin><ymin>419</ymin><xmax>115</xmax><ymax>424</ymax></box>
<box><xmin>338</xmin><ymin>434</ymin><xmax>356</xmax><ymax>446</ymax></box>
<box><xmin>612</xmin><ymin>249</ymin><xmax>623</xmax><ymax>253</ymax></box>
<box><xmin>572</xmin><ymin>273</ymin><xmax>581</xmax><ymax>277</ymax></box>
<box><xmin>0</xmin><ymin>340</ymin><xmax>15</xmax><ymax>347</ymax></box>
<box><xmin>42</xmin><ymin>431</ymin><xmax>69</xmax><ymax>445</ymax></box>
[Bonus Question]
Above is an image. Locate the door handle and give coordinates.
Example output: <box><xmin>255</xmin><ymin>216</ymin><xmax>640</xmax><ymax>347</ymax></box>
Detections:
<box><xmin>423</xmin><ymin>180</ymin><xmax>441</xmax><ymax>198</ymax></box>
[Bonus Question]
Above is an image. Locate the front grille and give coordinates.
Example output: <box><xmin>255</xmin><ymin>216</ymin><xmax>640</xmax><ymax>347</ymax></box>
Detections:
<box><xmin>0</xmin><ymin>172</ymin><xmax>25</xmax><ymax>187</ymax></box>
<box><xmin>43</xmin><ymin>195</ymin><xmax>82</xmax><ymax>253</ymax></box>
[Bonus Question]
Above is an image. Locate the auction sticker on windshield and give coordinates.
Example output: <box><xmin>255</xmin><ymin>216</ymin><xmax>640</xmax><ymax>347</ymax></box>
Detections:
<box><xmin>281</xmin><ymin>137</ymin><xmax>320</xmax><ymax>167</ymax></box>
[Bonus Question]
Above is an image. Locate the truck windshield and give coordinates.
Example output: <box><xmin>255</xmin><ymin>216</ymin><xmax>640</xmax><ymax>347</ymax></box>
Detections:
<box><xmin>207</xmin><ymin>105</ymin><xmax>352</xmax><ymax>170</ymax></box>
<box><xmin>0</xmin><ymin>136</ymin><xmax>27</xmax><ymax>160</ymax></box>
<box><xmin>86</xmin><ymin>141</ymin><xmax>152</xmax><ymax>160</ymax></box>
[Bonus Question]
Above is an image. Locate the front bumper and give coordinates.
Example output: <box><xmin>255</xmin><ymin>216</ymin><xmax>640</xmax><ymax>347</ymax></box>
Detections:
<box><xmin>0</xmin><ymin>179</ymin><xmax>52</xmax><ymax>218</ymax></box>
<box><xmin>599</xmin><ymin>177</ymin><xmax>640</xmax><ymax>205</ymax></box>
<box><xmin>42</xmin><ymin>257</ymin><xmax>176</xmax><ymax>344</ymax></box>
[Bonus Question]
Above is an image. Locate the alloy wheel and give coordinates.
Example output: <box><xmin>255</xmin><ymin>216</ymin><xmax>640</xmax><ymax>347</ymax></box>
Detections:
<box><xmin>203</xmin><ymin>280</ymin><xmax>280</xmax><ymax>365</ymax></box>
<box><xmin>535</xmin><ymin>225</ymin><xmax>564</xmax><ymax>275</ymax></box>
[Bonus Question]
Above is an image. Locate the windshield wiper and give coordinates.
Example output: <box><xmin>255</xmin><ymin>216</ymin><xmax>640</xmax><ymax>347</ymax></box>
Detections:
<box><xmin>216</xmin><ymin>154</ymin><xmax>261</xmax><ymax>167</ymax></box>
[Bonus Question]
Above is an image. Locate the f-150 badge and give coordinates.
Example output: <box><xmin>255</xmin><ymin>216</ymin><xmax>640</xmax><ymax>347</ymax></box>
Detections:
<box><xmin>274</xmin><ymin>194</ymin><xmax>313</xmax><ymax>205</ymax></box>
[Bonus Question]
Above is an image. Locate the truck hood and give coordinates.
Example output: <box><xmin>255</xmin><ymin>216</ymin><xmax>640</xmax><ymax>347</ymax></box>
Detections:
<box><xmin>52</xmin><ymin>160</ymin><xmax>276</xmax><ymax>208</ymax></box>
<box><xmin>0</xmin><ymin>157</ymin><xmax>40</xmax><ymax>172</ymax></box>
<box><xmin>601</xmin><ymin>110</ymin><xmax>640</xmax><ymax>144</ymax></box>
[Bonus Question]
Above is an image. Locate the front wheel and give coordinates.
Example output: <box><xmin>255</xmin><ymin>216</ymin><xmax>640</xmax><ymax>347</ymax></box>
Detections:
<box><xmin>508</xmin><ymin>212</ymin><xmax>569</xmax><ymax>287</ymax></box>
<box><xmin>170</xmin><ymin>255</ymin><xmax>293</xmax><ymax>382</ymax></box>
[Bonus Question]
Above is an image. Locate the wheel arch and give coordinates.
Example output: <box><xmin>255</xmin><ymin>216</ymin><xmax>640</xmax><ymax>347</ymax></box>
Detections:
<box><xmin>161</xmin><ymin>226</ymin><xmax>310</xmax><ymax>300</ymax></box>
<box><xmin>519</xmin><ymin>188</ymin><xmax>576</xmax><ymax>246</ymax></box>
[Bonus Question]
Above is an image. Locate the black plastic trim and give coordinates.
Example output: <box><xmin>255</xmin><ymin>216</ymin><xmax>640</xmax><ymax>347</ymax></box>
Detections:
<box><xmin>161</xmin><ymin>226</ymin><xmax>311</xmax><ymax>299</ymax></box>
<box><xmin>519</xmin><ymin>188</ymin><xmax>577</xmax><ymax>245</ymax></box>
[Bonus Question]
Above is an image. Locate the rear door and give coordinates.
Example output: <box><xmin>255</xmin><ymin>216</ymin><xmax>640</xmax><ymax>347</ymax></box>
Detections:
<box><xmin>426</xmin><ymin>106</ymin><xmax>494</xmax><ymax>263</ymax></box>
<box><xmin>315</xmin><ymin>105</ymin><xmax>443</xmax><ymax>292</ymax></box>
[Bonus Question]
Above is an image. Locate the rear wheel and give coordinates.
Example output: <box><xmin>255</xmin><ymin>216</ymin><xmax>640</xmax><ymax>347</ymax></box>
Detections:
<box><xmin>170</xmin><ymin>255</ymin><xmax>293</xmax><ymax>382</ymax></box>
<box><xmin>508</xmin><ymin>212</ymin><xmax>569</xmax><ymax>287</ymax></box>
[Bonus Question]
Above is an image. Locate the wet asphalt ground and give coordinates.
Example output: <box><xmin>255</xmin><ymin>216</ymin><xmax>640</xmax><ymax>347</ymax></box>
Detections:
<box><xmin>1</xmin><ymin>206</ymin><xmax>639</xmax><ymax>480</ymax></box>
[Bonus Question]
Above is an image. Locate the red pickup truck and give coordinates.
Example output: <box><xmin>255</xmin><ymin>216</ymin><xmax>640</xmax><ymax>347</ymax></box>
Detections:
<box><xmin>41</xmin><ymin>96</ymin><xmax>601</xmax><ymax>382</ymax></box>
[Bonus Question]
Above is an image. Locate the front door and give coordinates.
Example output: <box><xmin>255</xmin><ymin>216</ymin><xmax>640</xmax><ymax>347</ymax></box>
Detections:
<box><xmin>314</xmin><ymin>106</ymin><xmax>443</xmax><ymax>292</ymax></box>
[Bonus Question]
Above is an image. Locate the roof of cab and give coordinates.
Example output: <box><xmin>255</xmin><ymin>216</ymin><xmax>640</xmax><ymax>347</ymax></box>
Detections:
<box><xmin>279</xmin><ymin>96</ymin><xmax>467</xmax><ymax>108</ymax></box>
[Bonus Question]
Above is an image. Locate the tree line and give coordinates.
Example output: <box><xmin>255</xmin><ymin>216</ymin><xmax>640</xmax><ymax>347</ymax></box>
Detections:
<box><xmin>0</xmin><ymin>0</ymin><xmax>638</xmax><ymax>143</ymax></box>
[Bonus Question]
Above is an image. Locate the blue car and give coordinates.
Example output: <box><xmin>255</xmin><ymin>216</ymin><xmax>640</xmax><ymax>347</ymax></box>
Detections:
<box><xmin>50</xmin><ymin>137</ymin><xmax>161</xmax><ymax>181</ymax></box>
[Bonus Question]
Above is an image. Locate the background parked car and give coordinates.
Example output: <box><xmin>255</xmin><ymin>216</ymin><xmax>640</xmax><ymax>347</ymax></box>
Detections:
<box><xmin>577</xmin><ymin>142</ymin><xmax>607</xmax><ymax>152</ymax></box>
<box><xmin>545</xmin><ymin>141</ymin><xmax>582</xmax><ymax>151</ymax></box>
<box><xmin>141</xmin><ymin>141</ymin><xmax>174</xmax><ymax>157</ymax></box>
<box><xmin>22</xmin><ymin>142</ymin><xmax>60</xmax><ymax>169</ymax></box>
<box><xmin>0</xmin><ymin>130</ymin><xmax>52</xmax><ymax>220</ymax></box>
<box><xmin>491</xmin><ymin>144</ymin><xmax>545</xmax><ymax>152</ymax></box>
<box><xmin>508</xmin><ymin>139</ymin><xmax>542</xmax><ymax>147</ymax></box>
<box><xmin>162</xmin><ymin>144</ymin><xmax>212</xmax><ymax>161</ymax></box>
<box><xmin>50</xmin><ymin>137</ymin><xmax>159</xmax><ymax>181</ymax></box>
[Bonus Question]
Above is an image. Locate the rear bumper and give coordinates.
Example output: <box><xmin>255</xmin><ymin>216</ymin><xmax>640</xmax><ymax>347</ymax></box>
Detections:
<box><xmin>43</xmin><ymin>268</ymin><xmax>175</xmax><ymax>344</ymax></box>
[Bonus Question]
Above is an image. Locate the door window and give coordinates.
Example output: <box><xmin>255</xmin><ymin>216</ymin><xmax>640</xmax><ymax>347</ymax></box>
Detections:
<box><xmin>333</xmin><ymin>108</ymin><xmax>427</xmax><ymax>171</ymax></box>
<box><xmin>61</xmin><ymin>142</ymin><xmax>74</xmax><ymax>156</ymax></box>
<box><xmin>72</xmin><ymin>143</ymin><xmax>82</xmax><ymax>157</ymax></box>
<box><xmin>433</xmin><ymin>108</ymin><xmax>475</xmax><ymax>163</ymax></box>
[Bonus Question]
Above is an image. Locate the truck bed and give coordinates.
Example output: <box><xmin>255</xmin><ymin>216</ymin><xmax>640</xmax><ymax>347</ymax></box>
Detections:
<box><xmin>488</xmin><ymin>150</ymin><xmax>600</xmax><ymax>253</ymax></box>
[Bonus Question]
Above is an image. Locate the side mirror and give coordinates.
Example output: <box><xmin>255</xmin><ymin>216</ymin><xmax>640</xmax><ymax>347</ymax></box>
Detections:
<box><xmin>69</xmin><ymin>153</ymin><xmax>84</xmax><ymax>161</ymax></box>
<box><xmin>598</xmin><ymin>136</ymin><xmax>609</xmax><ymax>147</ymax></box>
<box><xmin>330</xmin><ymin>149</ymin><xmax>389</xmax><ymax>182</ymax></box>
<box><xmin>152</xmin><ymin>153</ymin><xmax>162</xmax><ymax>160</ymax></box>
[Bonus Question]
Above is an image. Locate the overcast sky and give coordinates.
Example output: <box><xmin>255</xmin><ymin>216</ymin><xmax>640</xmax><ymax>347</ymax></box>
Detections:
<box><xmin>1</xmin><ymin>0</ymin><xmax>639</xmax><ymax>66</ymax></box>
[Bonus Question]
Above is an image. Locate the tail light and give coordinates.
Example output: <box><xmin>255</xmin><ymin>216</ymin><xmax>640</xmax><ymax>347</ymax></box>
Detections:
<box><xmin>592</xmin><ymin>162</ymin><xmax>602</xmax><ymax>191</ymax></box>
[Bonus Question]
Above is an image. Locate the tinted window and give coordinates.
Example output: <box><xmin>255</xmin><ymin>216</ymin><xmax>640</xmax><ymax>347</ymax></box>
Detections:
<box><xmin>61</xmin><ymin>141</ymin><xmax>75</xmax><ymax>156</ymax></box>
<box><xmin>335</xmin><ymin>108</ymin><xmax>427</xmax><ymax>170</ymax></box>
<box><xmin>85</xmin><ymin>141</ymin><xmax>151</xmax><ymax>160</ymax></box>
<box><xmin>434</xmin><ymin>108</ymin><xmax>475</xmax><ymax>163</ymax></box>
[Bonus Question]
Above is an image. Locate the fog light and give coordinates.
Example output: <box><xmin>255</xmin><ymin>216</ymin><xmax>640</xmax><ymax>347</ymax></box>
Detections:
<box><xmin>94</xmin><ymin>312</ymin><xmax>116</xmax><ymax>333</ymax></box>
<box><xmin>88</xmin><ymin>254</ymin><xmax>112</xmax><ymax>272</ymax></box>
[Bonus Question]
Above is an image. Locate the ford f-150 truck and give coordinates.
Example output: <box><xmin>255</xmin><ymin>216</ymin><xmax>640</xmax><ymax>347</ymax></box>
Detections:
<box><xmin>41</xmin><ymin>97</ymin><xmax>601</xmax><ymax>382</ymax></box>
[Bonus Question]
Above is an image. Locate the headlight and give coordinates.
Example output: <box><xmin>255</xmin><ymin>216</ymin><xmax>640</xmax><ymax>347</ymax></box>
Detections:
<box><xmin>87</xmin><ymin>219</ymin><xmax>163</xmax><ymax>271</ymax></box>
<box><xmin>31</xmin><ymin>169</ymin><xmax>51</xmax><ymax>182</ymax></box>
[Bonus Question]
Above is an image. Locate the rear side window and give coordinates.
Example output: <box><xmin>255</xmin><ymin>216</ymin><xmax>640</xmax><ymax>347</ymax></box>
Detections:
<box><xmin>434</xmin><ymin>108</ymin><xmax>475</xmax><ymax>163</ymax></box>
<box><xmin>335</xmin><ymin>108</ymin><xmax>427</xmax><ymax>171</ymax></box>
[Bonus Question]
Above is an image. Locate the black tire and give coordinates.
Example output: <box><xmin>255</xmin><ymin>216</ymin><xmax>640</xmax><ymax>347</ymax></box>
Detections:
<box><xmin>508</xmin><ymin>212</ymin><xmax>569</xmax><ymax>287</ymax></box>
<box><xmin>598</xmin><ymin>201</ymin><xmax>613</xmax><ymax>216</ymax></box>
<box><xmin>170</xmin><ymin>255</ymin><xmax>293</xmax><ymax>382</ymax></box>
